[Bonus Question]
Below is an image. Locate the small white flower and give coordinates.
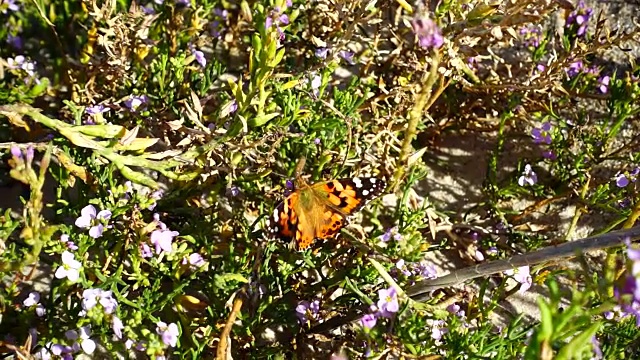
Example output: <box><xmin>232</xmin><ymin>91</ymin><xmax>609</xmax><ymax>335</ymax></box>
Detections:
<box><xmin>23</xmin><ymin>292</ymin><xmax>40</xmax><ymax>307</ymax></box>
<box><xmin>73</xmin><ymin>326</ymin><xmax>96</xmax><ymax>354</ymax></box>
<box><xmin>54</xmin><ymin>251</ymin><xmax>82</xmax><ymax>282</ymax></box>
<box><xmin>505</xmin><ymin>266</ymin><xmax>532</xmax><ymax>293</ymax></box>
<box><xmin>518</xmin><ymin>164</ymin><xmax>538</xmax><ymax>186</ymax></box>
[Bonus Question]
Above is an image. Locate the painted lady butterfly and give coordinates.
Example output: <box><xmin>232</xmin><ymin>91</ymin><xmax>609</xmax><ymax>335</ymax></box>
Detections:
<box><xmin>265</xmin><ymin>177</ymin><xmax>386</xmax><ymax>250</ymax></box>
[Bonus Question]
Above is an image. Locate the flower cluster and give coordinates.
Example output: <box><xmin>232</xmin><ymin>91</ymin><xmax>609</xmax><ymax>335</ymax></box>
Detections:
<box><xmin>265</xmin><ymin>1</ymin><xmax>292</xmax><ymax>41</ymax></box>
<box><xmin>392</xmin><ymin>259</ymin><xmax>437</xmax><ymax>285</ymax></box>
<box><xmin>23</xmin><ymin>291</ymin><xmax>46</xmax><ymax>317</ymax></box>
<box><xmin>613</xmin><ymin>241</ymin><xmax>640</xmax><ymax>325</ymax></box>
<box><xmin>379</xmin><ymin>227</ymin><xmax>402</xmax><ymax>243</ymax></box>
<box><xmin>296</xmin><ymin>299</ymin><xmax>320</xmax><ymax>324</ymax></box>
<box><xmin>149</xmin><ymin>214</ymin><xmax>180</xmax><ymax>256</ymax></box>
<box><xmin>564</xmin><ymin>60</ymin><xmax>611</xmax><ymax>94</ymax></box>
<box><xmin>6</xmin><ymin>55</ymin><xmax>40</xmax><ymax>84</ymax></box>
<box><xmin>531</xmin><ymin>121</ymin><xmax>556</xmax><ymax>160</ymax></box>
<box><xmin>566</xmin><ymin>0</ymin><xmax>593</xmax><ymax>38</ymax></box>
<box><xmin>519</xmin><ymin>25</ymin><xmax>542</xmax><ymax>48</ymax></box>
<box><xmin>359</xmin><ymin>287</ymin><xmax>400</xmax><ymax>329</ymax></box>
<box><xmin>81</xmin><ymin>288</ymin><xmax>118</xmax><ymax>316</ymax></box>
<box><xmin>75</xmin><ymin>204</ymin><xmax>112</xmax><ymax>239</ymax></box>
<box><xmin>615</xmin><ymin>167</ymin><xmax>640</xmax><ymax>188</ymax></box>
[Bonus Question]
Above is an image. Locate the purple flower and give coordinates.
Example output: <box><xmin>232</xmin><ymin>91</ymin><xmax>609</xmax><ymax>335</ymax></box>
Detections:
<box><xmin>229</xmin><ymin>100</ymin><xmax>238</xmax><ymax>114</ymax></box>
<box><xmin>531</xmin><ymin>122</ymin><xmax>552</xmax><ymax>144</ymax></box>
<box><xmin>598</xmin><ymin>75</ymin><xmax>610</xmax><ymax>94</ymax></box>
<box><xmin>75</xmin><ymin>204</ymin><xmax>112</xmax><ymax>238</ymax></box>
<box><xmin>542</xmin><ymin>150</ymin><xmax>556</xmax><ymax>160</ymax></box>
<box><xmin>376</xmin><ymin>287</ymin><xmax>399</xmax><ymax>317</ymax></box>
<box><xmin>339</xmin><ymin>50</ymin><xmax>355</xmax><ymax>65</ymax></box>
<box><xmin>395</xmin><ymin>259</ymin><xmax>412</xmax><ymax>277</ymax></box>
<box><xmin>518</xmin><ymin>164</ymin><xmax>537</xmax><ymax>186</ymax></box>
<box><xmin>505</xmin><ymin>266</ymin><xmax>532</xmax><ymax>293</ymax></box>
<box><xmin>7</xmin><ymin>34</ymin><xmax>22</xmax><ymax>49</ymax></box>
<box><xmin>380</xmin><ymin>227</ymin><xmax>402</xmax><ymax>242</ymax></box>
<box><xmin>210</xmin><ymin>8</ymin><xmax>229</xmax><ymax>38</ymax></box>
<box><xmin>467</xmin><ymin>56</ymin><xmax>479</xmax><ymax>70</ymax></box>
<box><xmin>150</xmin><ymin>228</ymin><xmax>179</xmax><ymax>254</ymax></box>
<box><xmin>156</xmin><ymin>321</ymin><xmax>179</xmax><ymax>347</ymax></box>
<box><xmin>285</xmin><ymin>179</ymin><xmax>295</xmax><ymax>190</ymax></box>
<box><xmin>591</xmin><ymin>336</ymin><xmax>603</xmax><ymax>359</ymax></box>
<box><xmin>60</xmin><ymin>234</ymin><xmax>78</xmax><ymax>250</ymax></box>
<box><xmin>124</xmin><ymin>95</ymin><xmax>148</xmax><ymax>111</ymax></box>
<box><xmin>566</xmin><ymin>0</ymin><xmax>593</xmax><ymax>37</ymax></box>
<box><xmin>227</xmin><ymin>186</ymin><xmax>239</xmax><ymax>197</ymax></box>
<box><xmin>54</xmin><ymin>251</ymin><xmax>82</xmax><ymax>282</ymax></box>
<box><xmin>10</xmin><ymin>145</ymin><xmax>22</xmax><ymax>159</ymax></box>
<box><xmin>295</xmin><ymin>300</ymin><xmax>320</xmax><ymax>323</ymax></box>
<box><xmin>86</xmin><ymin>104</ymin><xmax>109</xmax><ymax>115</ymax></box>
<box><xmin>23</xmin><ymin>292</ymin><xmax>40</xmax><ymax>307</ymax></box>
<box><xmin>566</xmin><ymin>60</ymin><xmax>584</xmax><ymax>78</ymax></box>
<box><xmin>616</xmin><ymin>174</ymin><xmax>630</xmax><ymax>188</ymax></box>
<box><xmin>140</xmin><ymin>243</ymin><xmax>153</xmax><ymax>258</ymax></box>
<box><xmin>82</xmin><ymin>288</ymin><xmax>118</xmax><ymax>314</ymax></box>
<box><xmin>7</xmin><ymin>56</ymin><xmax>37</xmax><ymax>79</ymax></box>
<box><xmin>360</xmin><ymin>313</ymin><xmax>377</xmax><ymax>329</ymax></box>
<box><xmin>315</xmin><ymin>48</ymin><xmax>329</xmax><ymax>59</ymax></box>
<box><xmin>182</xmin><ymin>253</ymin><xmax>206</xmax><ymax>268</ymax></box>
<box><xmin>188</xmin><ymin>44</ymin><xmax>206</xmax><ymax>67</ymax></box>
<box><xmin>25</xmin><ymin>146</ymin><xmax>34</xmax><ymax>163</ymax></box>
<box><xmin>411</xmin><ymin>17</ymin><xmax>444</xmax><ymax>49</ymax></box>
<box><xmin>194</xmin><ymin>49</ymin><xmax>206</xmax><ymax>66</ymax></box>
<box><xmin>265</xmin><ymin>7</ymin><xmax>290</xmax><ymax>40</ymax></box>
<box><xmin>112</xmin><ymin>316</ymin><xmax>124</xmax><ymax>339</ymax></box>
<box><xmin>615</xmin><ymin>168</ymin><xmax>639</xmax><ymax>188</ymax></box>
<box><xmin>1</xmin><ymin>0</ymin><xmax>19</xmax><ymax>13</ymax></box>
<box><xmin>429</xmin><ymin>319</ymin><xmax>448</xmax><ymax>340</ymax></box>
<box><xmin>413</xmin><ymin>261</ymin><xmax>437</xmax><ymax>279</ymax></box>
<box><xmin>314</xmin><ymin>138</ymin><xmax>321</xmax><ymax>145</ymax></box>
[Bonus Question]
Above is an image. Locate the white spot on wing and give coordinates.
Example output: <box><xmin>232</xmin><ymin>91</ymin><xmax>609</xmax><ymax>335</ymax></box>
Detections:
<box><xmin>362</xmin><ymin>189</ymin><xmax>369</xmax><ymax>196</ymax></box>
<box><xmin>353</xmin><ymin>177</ymin><xmax>363</xmax><ymax>188</ymax></box>
<box><xmin>273</xmin><ymin>209</ymin><xmax>280</xmax><ymax>222</ymax></box>
<box><xmin>370</xmin><ymin>178</ymin><xmax>377</xmax><ymax>183</ymax></box>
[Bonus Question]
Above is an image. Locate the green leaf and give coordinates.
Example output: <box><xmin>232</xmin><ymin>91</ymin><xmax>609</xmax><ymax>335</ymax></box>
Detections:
<box><xmin>248</xmin><ymin>112</ymin><xmax>279</xmax><ymax>127</ymax></box>
<box><xmin>556</xmin><ymin>322</ymin><xmax>601</xmax><ymax>360</ymax></box>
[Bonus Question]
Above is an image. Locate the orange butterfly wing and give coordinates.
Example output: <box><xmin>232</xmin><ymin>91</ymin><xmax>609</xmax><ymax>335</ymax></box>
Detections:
<box><xmin>266</xmin><ymin>177</ymin><xmax>386</xmax><ymax>250</ymax></box>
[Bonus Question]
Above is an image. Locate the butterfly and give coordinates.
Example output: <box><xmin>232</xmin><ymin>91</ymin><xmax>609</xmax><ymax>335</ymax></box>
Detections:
<box><xmin>265</xmin><ymin>177</ymin><xmax>386</xmax><ymax>250</ymax></box>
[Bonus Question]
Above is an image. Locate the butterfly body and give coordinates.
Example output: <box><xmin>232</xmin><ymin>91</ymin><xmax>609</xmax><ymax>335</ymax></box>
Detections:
<box><xmin>266</xmin><ymin>177</ymin><xmax>386</xmax><ymax>250</ymax></box>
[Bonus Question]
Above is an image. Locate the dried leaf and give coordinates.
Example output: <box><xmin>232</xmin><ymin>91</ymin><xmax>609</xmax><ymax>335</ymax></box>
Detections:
<box><xmin>119</xmin><ymin>126</ymin><xmax>140</xmax><ymax>146</ymax></box>
<box><xmin>58</xmin><ymin>127</ymin><xmax>104</xmax><ymax>150</ymax></box>
<box><xmin>2</xmin><ymin>111</ymin><xmax>31</xmax><ymax>131</ymax></box>
<box><xmin>407</xmin><ymin>147</ymin><xmax>428</xmax><ymax>167</ymax></box>
<box><xmin>167</xmin><ymin>119</ymin><xmax>184</xmax><ymax>130</ymax></box>
<box><xmin>55</xmin><ymin>150</ymin><xmax>90</xmax><ymax>183</ymax></box>
<box><xmin>115</xmin><ymin>137</ymin><xmax>159</xmax><ymax>152</ymax></box>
